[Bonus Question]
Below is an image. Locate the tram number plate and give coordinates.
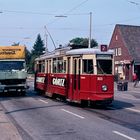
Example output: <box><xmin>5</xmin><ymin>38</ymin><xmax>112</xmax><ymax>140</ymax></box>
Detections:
<box><xmin>97</xmin><ymin>77</ymin><xmax>103</xmax><ymax>81</ymax></box>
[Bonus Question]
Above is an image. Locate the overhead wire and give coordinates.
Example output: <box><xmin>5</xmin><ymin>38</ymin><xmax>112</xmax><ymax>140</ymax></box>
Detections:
<box><xmin>1</xmin><ymin>0</ymin><xmax>140</xmax><ymax>45</ymax></box>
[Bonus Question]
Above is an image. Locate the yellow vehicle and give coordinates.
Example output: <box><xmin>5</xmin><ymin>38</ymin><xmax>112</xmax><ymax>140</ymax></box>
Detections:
<box><xmin>0</xmin><ymin>46</ymin><xmax>28</xmax><ymax>95</ymax></box>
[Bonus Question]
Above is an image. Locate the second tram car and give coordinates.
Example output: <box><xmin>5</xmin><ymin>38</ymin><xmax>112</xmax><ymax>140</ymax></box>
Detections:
<box><xmin>34</xmin><ymin>46</ymin><xmax>114</xmax><ymax>105</ymax></box>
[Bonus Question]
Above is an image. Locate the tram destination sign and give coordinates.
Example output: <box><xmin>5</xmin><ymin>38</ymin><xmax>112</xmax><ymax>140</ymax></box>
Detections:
<box><xmin>96</xmin><ymin>54</ymin><xmax>112</xmax><ymax>59</ymax></box>
<box><xmin>36</xmin><ymin>77</ymin><xmax>45</xmax><ymax>83</ymax></box>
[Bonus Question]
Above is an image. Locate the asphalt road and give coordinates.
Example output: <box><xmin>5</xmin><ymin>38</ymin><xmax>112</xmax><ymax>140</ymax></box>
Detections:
<box><xmin>0</xmin><ymin>79</ymin><xmax>140</xmax><ymax>140</ymax></box>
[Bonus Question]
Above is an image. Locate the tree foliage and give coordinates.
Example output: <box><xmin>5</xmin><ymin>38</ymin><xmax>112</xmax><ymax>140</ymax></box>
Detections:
<box><xmin>69</xmin><ymin>37</ymin><xmax>98</xmax><ymax>49</ymax></box>
<box><xmin>28</xmin><ymin>34</ymin><xmax>45</xmax><ymax>73</ymax></box>
<box><xmin>32</xmin><ymin>34</ymin><xmax>45</xmax><ymax>56</ymax></box>
<box><xmin>25</xmin><ymin>48</ymin><xmax>31</xmax><ymax>67</ymax></box>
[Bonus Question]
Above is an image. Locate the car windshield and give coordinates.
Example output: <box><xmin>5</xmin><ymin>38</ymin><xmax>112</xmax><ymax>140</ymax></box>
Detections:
<box><xmin>97</xmin><ymin>59</ymin><xmax>112</xmax><ymax>74</ymax></box>
<box><xmin>0</xmin><ymin>61</ymin><xmax>25</xmax><ymax>71</ymax></box>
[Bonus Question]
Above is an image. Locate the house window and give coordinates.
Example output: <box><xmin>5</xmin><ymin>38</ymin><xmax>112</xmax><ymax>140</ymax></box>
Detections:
<box><xmin>115</xmin><ymin>48</ymin><xmax>118</xmax><ymax>56</ymax></box>
<box><xmin>115</xmin><ymin>35</ymin><xmax>118</xmax><ymax>41</ymax></box>
<box><xmin>118</xmin><ymin>48</ymin><xmax>122</xmax><ymax>56</ymax></box>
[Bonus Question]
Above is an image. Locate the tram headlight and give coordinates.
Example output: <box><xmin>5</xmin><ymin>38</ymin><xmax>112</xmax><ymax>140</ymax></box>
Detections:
<box><xmin>102</xmin><ymin>85</ymin><xmax>108</xmax><ymax>91</ymax></box>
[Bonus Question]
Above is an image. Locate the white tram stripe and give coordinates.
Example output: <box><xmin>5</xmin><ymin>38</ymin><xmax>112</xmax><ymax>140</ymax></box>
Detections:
<box><xmin>61</xmin><ymin>109</ymin><xmax>85</xmax><ymax>119</ymax></box>
<box><xmin>125</xmin><ymin>108</ymin><xmax>140</xmax><ymax>113</ymax></box>
<box><xmin>39</xmin><ymin>99</ymin><xmax>48</xmax><ymax>104</ymax></box>
<box><xmin>113</xmin><ymin>131</ymin><xmax>136</xmax><ymax>140</ymax></box>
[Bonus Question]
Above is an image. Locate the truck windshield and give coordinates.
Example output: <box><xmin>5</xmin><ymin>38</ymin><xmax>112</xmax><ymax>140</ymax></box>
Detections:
<box><xmin>0</xmin><ymin>61</ymin><xmax>25</xmax><ymax>71</ymax></box>
<box><xmin>97</xmin><ymin>59</ymin><xmax>112</xmax><ymax>74</ymax></box>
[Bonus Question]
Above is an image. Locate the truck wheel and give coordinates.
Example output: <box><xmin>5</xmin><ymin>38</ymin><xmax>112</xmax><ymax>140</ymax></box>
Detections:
<box><xmin>21</xmin><ymin>91</ymin><xmax>26</xmax><ymax>96</ymax></box>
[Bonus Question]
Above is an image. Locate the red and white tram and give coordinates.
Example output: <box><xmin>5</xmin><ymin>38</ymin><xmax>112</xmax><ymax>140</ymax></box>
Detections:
<box><xmin>34</xmin><ymin>46</ymin><xmax>114</xmax><ymax>105</ymax></box>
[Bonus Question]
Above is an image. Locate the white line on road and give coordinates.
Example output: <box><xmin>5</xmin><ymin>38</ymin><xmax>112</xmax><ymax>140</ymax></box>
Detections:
<box><xmin>113</xmin><ymin>131</ymin><xmax>136</xmax><ymax>140</ymax></box>
<box><xmin>39</xmin><ymin>99</ymin><xmax>48</xmax><ymax>104</ymax></box>
<box><xmin>61</xmin><ymin>109</ymin><xmax>85</xmax><ymax>119</ymax></box>
<box><xmin>125</xmin><ymin>108</ymin><xmax>140</xmax><ymax>113</ymax></box>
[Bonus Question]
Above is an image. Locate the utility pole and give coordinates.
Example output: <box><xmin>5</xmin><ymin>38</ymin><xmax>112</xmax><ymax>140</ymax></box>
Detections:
<box><xmin>44</xmin><ymin>26</ymin><xmax>48</xmax><ymax>53</ymax></box>
<box><xmin>88</xmin><ymin>12</ymin><xmax>92</xmax><ymax>48</ymax></box>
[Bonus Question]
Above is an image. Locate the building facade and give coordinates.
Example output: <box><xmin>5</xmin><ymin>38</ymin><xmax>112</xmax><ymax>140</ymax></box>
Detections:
<box><xmin>108</xmin><ymin>24</ymin><xmax>140</xmax><ymax>81</ymax></box>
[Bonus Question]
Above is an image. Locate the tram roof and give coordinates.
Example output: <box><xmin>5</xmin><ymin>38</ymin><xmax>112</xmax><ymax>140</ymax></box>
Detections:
<box><xmin>66</xmin><ymin>48</ymin><xmax>114</xmax><ymax>55</ymax></box>
<box><xmin>35</xmin><ymin>48</ymin><xmax>114</xmax><ymax>61</ymax></box>
<box><xmin>35</xmin><ymin>47</ymin><xmax>70</xmax><ymax>61</ymax></box>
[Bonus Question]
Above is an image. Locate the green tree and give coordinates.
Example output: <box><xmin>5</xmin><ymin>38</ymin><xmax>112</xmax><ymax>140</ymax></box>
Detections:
<box><xmin>32</xmin><ymin>34</ymin><xmax>45</xmax><ymax>56</ymax></box>
<box><xmin>69</xmin><ymin>37</ymin><xmax>98</xmax><ymax>49</ymax></box>
<box><xmin>25</xmin><ymin>48</ymin><xmax>31</xmax><ymax>70</ymax></box>
<box><xmin>29</xmin><ymin>34</ymin><xmax>45</xmax><ymax>73</ymax></box>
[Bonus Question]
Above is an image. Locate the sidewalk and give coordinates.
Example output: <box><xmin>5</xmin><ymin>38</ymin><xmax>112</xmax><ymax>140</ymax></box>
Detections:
<box><xmin>0</xmin><ymin>105</ymin><xmax>22</xmax><ymax>140</ymax></box>
<box><xmin>114</xmin><ymin>81</ymin><xmax>140</xmax><ymax>93</ymax></box>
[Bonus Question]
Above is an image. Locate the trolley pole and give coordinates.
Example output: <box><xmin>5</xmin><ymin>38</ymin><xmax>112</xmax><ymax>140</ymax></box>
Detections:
<box><xmin>44</xmin><ymin>25</ymin><xmax>56</xmax><ymax>49</ymax></box>
<box><xmin>88</xmin><ymin>12</ymin><xmax>92</xmax><ymax>48</ymax></box>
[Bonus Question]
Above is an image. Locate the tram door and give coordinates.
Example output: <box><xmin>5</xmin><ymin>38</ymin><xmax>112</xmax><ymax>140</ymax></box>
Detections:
<box><xmin>73</xmin><ymin>58</ymin><xmax>81</xmax><ymax>100</ymax></box>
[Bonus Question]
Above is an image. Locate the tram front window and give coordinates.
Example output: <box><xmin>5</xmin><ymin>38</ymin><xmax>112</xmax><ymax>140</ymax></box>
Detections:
<box><xmin>97</xmin><ymin>60</ymin><xmax>112</xmax><ymax>74</ymax></box>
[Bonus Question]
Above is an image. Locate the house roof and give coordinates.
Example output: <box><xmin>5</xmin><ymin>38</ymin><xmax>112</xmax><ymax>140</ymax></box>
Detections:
<box><xmin>116</xmin><ymin>24</ymin><xmax>140</xmax><ymax>62</ymax></box>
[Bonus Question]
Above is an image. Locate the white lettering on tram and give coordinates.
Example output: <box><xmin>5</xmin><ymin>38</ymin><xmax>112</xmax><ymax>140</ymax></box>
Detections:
<box><xmin>52</xmin><ymin>78</ymin><xmax>65</xmax><ymax>87</ymax></box>
<box><xmin>36</xmin><ymin>77</ymin><xmax>45</xmax><ymax>83</ymax></box>
<box><xmin>97</xmin><ymin>77</ymin><xmax>103</xmax><ymax>81</ymax></box>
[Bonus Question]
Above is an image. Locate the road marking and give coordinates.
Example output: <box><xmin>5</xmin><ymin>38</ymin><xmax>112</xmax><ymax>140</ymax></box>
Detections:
<box><xmin>125</xmin><ymin>108</ymin><xmax>140</xmax><ymax>113</ymax></box>
<box><xmin>61</xmin><ymin>109</ymin><xmax>85</xmax><ymax>119</ymax></box>
<box><xmin>39</xmin><ymin>99</ymin><xmax>48</xmax><ymax>104</ymax></box>
<box><xmin>113</xmin><ymin>131</ymin><xmax>136</xmax><ymax>140</ymax></box>
<box><xmin>108</xmin><ymin>107</ymin><xmax>140</xmax><ymax>114</ymax></box>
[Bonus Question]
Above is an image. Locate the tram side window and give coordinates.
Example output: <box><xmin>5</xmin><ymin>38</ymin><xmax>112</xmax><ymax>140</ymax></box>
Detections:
<box><xmin>49</xmin><ymin>60</ymin><xmax>51</xmax><ymax>73</ymax></box>
<box><xmin>63</xmin><ymin>60</ymin><xmax>66</xmax><ymax>73</ymax></box>
<box><xmin>57</xmin><ymin>58</ymin><xmax>63</xmax><ymax>73</ymax></box>
<box><xmin>83</xmin><ymin>59</ymin><xmax>93</xmax><ymax>74</ymax></box>
<box><xmin>53</xmin><ymin>57</ymin><xmax>66</xmax><ymax>73</ymax></box>
<box><xmin>41</xmin><ymin>62</ymin><xmax>45</xmax><ymax>72</ymax></box>
<box><xmin>38</xmin><ymin>63</ymin><xmax>41</xmax><ymax>72</ymax></box>
<box><xmin>45</xmin><ymin>61</ymin><xmax>48</xmax><ymax>73</ymax></box>
<box><xmin>53</xmin><ymin>58</ymin><xmax>57</xmax><ymax>73</ymax></box>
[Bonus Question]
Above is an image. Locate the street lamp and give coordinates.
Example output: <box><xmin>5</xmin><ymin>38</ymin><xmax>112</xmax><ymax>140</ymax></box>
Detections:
<box><xmin>55</xmin><ymin>15</ymin><xmax>67</xmax><ymax>18</ymax></box>
<box><xmin>55</xmin><ymin>12</ymin><xmax>92</xmax><ymax>48</ymax></box>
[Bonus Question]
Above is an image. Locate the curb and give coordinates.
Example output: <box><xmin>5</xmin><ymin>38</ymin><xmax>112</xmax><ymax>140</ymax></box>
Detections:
<box><xmin>0</xmin><ymin>106</ymin><xmax>22</xmax><ymax>140</ymax></box>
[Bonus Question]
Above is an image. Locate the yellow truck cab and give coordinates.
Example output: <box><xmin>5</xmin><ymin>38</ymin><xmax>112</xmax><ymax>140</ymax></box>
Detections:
<box><xmin>0</xmin><ymin>46</ymin><xmax>27</xmax><ymax>95</ymax></box>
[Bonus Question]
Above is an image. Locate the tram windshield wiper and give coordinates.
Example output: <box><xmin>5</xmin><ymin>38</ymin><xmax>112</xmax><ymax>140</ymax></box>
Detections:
<box><xmin>97</xmin><ymin>60</ymin><xmax>112</xmax><ymax>75</ymax></box>
<box><xmin>97</xmin><ymin>61</ymin><xmax>105</xmax><ymax>74</ymax></box>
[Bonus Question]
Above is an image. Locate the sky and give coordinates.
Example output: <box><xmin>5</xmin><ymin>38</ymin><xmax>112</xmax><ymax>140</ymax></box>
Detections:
<box><xmin>0</xmin><ymin>0</ymin><xmax>140</xmax><ymax>51</ymax></box>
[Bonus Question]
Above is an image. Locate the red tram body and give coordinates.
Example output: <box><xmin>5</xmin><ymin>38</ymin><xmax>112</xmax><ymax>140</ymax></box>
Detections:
<box><xmin>34</xmin><ymin>47</ymin><xmax>114</xmax><ymax>105</ymax></box>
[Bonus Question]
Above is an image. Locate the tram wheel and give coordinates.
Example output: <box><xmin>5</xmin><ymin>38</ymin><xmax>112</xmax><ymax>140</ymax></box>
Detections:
<box><xmin>81</xmin><ymin>100</ymin><xmax>88</xmax><ymax>107</ymax></box>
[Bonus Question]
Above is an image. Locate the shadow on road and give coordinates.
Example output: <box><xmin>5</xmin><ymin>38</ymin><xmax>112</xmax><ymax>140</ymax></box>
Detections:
<box><xmin>88</xmin><ymin>100</ymin><xmax>134</xmax><ymax>110</ymax></box>
<box><xmin>5</xmin><ymin>104</ymin><xmax>65</xmax><ymax>115</ymax></box>
<box><xmin>0</xmin><ymin>89</ymin><xmax>39</xmax><ymax>101</ymax></box>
